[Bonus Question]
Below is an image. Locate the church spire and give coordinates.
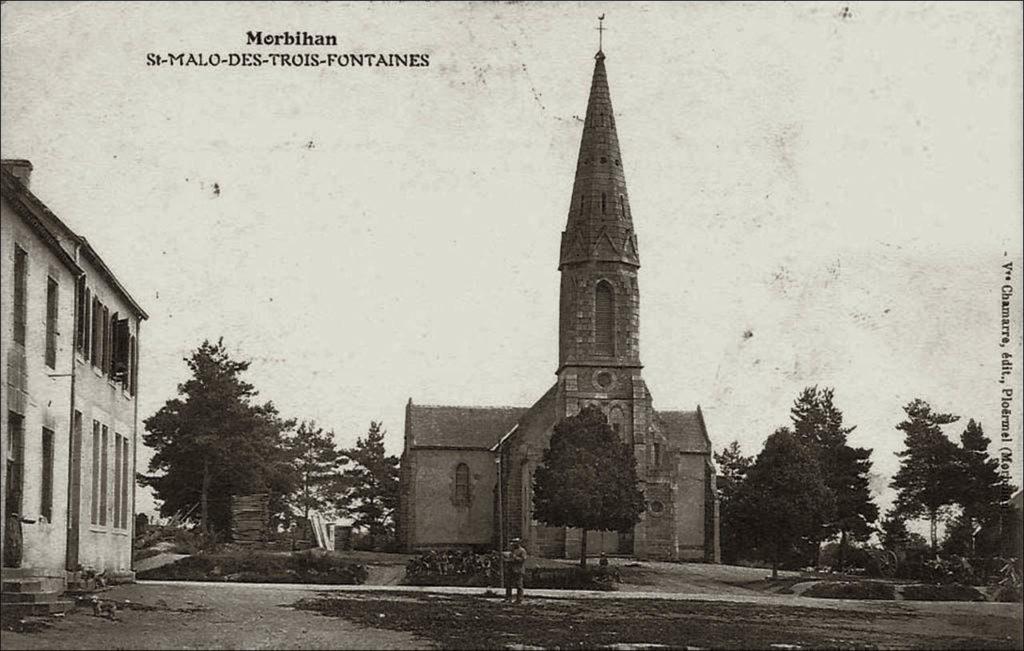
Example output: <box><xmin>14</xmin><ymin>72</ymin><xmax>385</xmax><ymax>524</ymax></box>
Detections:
<box><xmin>557</xmin><ymin>36</ymin><xmax>642</xmax><ymax>372</ymax></box>
<box><xmin>559</xmin><ymin>37</ymin><xmax>639</xmax><ymax>270</ymax></box>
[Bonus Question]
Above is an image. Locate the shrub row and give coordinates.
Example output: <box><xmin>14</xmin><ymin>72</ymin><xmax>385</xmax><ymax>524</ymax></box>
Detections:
<box><xmin>138</xmin><ymin>549</ymin><xmax>367</xmax><ymax>584</ymax></box>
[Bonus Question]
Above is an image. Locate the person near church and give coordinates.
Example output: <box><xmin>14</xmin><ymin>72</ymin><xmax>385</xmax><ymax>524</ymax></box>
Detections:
<box><xmin>503</xmin><ymin>537</ymin><xmax>528</xmax><ymax>603</ymax></box>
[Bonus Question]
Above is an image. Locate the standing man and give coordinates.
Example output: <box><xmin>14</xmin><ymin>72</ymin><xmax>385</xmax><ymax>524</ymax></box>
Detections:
<box><xmin>503</xmin><ymin>537</ymin><xmax>528</xmax><ymax>604</ymax></box>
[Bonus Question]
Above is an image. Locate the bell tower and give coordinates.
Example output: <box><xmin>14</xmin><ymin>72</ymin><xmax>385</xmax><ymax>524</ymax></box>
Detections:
<box><xmin>556</xmin><ymin>44</ymin><xmax>646</xmax><ymax>451</ymax></box>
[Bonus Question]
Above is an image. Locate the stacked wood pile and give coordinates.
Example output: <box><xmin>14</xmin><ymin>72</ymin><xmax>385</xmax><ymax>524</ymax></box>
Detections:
<box><xmin>230</xmin><ymin>493</ymin><xmax>269</xmax><ymax>543</ymax></box>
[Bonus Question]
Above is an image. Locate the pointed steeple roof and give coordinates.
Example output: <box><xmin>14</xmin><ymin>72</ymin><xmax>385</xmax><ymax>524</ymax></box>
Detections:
<box><xmin>559</xmin><ymin>50</ymin><xmax>639</xmax><ymax>269</ymax></box>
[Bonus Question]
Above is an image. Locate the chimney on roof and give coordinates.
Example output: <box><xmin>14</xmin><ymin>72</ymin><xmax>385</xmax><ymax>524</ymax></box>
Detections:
<box><xmin>1</xmin><ymin>159</ymin><xmax>33</xmax><ymax>188</ymax></box>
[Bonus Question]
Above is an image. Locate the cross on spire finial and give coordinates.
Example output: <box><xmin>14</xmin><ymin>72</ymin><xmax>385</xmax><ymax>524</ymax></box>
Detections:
<box><xmin>596</xmin><ymin>14</ymin><xmax>606</xmax><ymax>54</ymax></box>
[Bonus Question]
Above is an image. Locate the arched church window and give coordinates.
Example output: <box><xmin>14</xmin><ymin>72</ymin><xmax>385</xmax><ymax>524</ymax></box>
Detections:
<box><xmin>595</xmin><ymin>281</ymin><xmax>615</xmax><ymax>356</ymax></box>
<box><xmin>454</xmin><ymin>463</ymin><xmax>470</xmax><ymax>505</ymax></box>
<box><xmin>609</xmin><ymin>406</ymin><xmax>628</xmax><ymax>445</ymax></box>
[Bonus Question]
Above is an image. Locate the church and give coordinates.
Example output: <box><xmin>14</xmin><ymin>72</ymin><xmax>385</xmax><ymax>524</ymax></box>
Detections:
<box><xmin>397</xmin><ymin>43</ymin><xmax>720</xmax><ymax>562</ymax></box>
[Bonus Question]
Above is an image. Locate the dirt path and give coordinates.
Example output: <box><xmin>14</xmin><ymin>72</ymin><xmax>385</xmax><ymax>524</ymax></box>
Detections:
<box><xmin>2</xmin><ymin>582</ymin><xmax>431</xmax><ymax>650</ymax></box>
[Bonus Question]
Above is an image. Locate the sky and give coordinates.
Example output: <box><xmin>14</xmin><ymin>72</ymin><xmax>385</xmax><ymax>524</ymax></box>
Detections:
<box><xmin>2</xmin><ymin>1</ymin><xmax>1022</xmax><ymax>521</ymax></box>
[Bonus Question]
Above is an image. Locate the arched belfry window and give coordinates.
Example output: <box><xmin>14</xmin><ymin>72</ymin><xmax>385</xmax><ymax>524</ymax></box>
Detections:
<box><xmin>595</xmin><ymin>281</ymin><xmax>615</xmax><ymax>356</ymax></box>
<box><xmin>454</xmin><ymin>463</ymin><xmax>470</xmax><ymax>505</ymax></box>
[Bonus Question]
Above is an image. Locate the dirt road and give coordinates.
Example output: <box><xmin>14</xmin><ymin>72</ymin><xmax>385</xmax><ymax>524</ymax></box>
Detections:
<box><xmin>2</xmin><ymin>582</ymin><xmax>430</xmax><ymax>650</ymax></box>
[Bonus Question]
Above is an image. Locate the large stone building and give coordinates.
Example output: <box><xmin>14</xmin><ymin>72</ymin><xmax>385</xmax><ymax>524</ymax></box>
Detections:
<box><xmin>1</xmin><ymin>160</ymin><xmax>145</xmax><ymax>596</ymax></box>
<box><xmin>399</xmin><ymin>47</ymin><xmax>719</xmax><ymax>562</ymax></box>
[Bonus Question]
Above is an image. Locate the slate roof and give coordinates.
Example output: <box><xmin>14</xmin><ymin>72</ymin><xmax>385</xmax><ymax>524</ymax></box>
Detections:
<box><xmin>655</xmin><ymin>409</ymin><xmax>711</xmax><ymax>454</ymax></box>
<box><xmin>406</xmin><ymin>403</ymin><xmax>528</xmax><ymax>450</ymax></box>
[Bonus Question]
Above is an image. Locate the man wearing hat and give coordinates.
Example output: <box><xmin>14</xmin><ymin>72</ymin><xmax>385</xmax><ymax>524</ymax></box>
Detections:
<box><xmin>502</xmin><ymin>537</ymin><xmax>528</xmax><ymax>603</ymax></box>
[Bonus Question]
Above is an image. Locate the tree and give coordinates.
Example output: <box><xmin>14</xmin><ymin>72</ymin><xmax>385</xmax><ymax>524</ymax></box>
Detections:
<box><xmin>337</xmin><ymin>422</ymin><xmax>400</xmax><ymax>545</ymax></box>
<box><xmin>142</xmin><ymin>339</ymin><xmax>295</xmax><ymax>536</ymax></box>
<box><xmin>533</xmin><ymin>405</ymin><xmax>645</xmax><ymax>567</ymax></box>
<box><xmin>950</xmin><ymin>419</ymin><xmax>1015</xmax><ymax>555</ymax></box>
<box><xmin>713</xmin><ymin>440</ymin><xmax>754</xmax><ymax>563</ymax></box>
<box><xmin>790</xmin><ymin>387</ymin><xmax>878</xmax><ymax>568</ymax></box>
<box><xmin>890</xmin><ymin>399</ymin><xmax>961</xmax><ymax>552</ymax></box>
<box><xmin>738</xmin><ymin>428</ymin><xmax>833</xmax><ymax>579</ymax></box>
<box><xmin>285</xmin><ymin>421</ymin><xmax>345</xmax><ymax>520</ymax></box>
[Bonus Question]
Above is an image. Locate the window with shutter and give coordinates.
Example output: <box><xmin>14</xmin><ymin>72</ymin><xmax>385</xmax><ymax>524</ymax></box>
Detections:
<box><xmin>13</xmin><ymin>245</ymin><xmax>27</xmax><ymax>345</ymax></box>
<box><xmin>91</xmin><ymin>421</ymin><xmax>100</xmax><ymax>524</ymax></box>
<box><xmin>595</xmin><ymin>281</ymin><xmax>615</xmax><ymax>356</ymax></box>
<box><xmin>113</xmin><ymin>435</ymin><xmax>121</xmax><ymax>529</ymax></box>
<box><xmin>83</xmin><ymin>288</ymin><xmax>92</xmax><ymax>361</ymax></box>
<box><xmin>113</xmin><ymin>318</ymin><xmax>130</xmax><ymax>383</ymax></box>
<box><xmin>45</xmin><ymin>277</ymin><xmax>58</xmax><ymax>369</ymax></box>
<box><xmin>100</xmin><ymin>425</ymin><xmax>108</xmax><ymax>526</ymax></box>
<box><xmin>75</xmin><ymin>277</ymin><xmax>85</xmax><ymax>352</ymax></box>
<box><xmin>91</xmin><ymin>298</ymin><xmax>102</xmax><ymax>366</ymax></box>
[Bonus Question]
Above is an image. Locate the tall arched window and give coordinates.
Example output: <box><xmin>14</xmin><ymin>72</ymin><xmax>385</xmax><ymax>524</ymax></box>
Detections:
<box><xmin>454</xmin><ymin>463</ymin><xmax>470</xmax><ymax>505</ymax></box>
<box><xmin>595</xmin><ymin>281</ymin><xmax>615</xmax><ymax>355</ymax></box>
<box><xmin>601</xmin><ymin>192</ymin><xmax>607</xmax><ymax>215</ymax></box>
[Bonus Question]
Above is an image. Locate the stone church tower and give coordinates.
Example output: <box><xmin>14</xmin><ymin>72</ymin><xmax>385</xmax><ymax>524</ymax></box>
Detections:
<box><xmin>398</xmin><ymin>45</ymin><xmax>719</xmax><ymax>562</ymax></box>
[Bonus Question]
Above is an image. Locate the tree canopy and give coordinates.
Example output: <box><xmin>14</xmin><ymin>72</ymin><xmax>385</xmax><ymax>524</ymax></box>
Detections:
<box><xmin>285</xmin><ymin>421</ymin><xmax>345</xmax><ymax>520</ymax></box>
<box><xmin>790</xmin><ymin>387</ymin><xmax>878</xmax><ymax>566</ymax></box>
<box><xmin>890</xmin><ymin>399</ymin><xmax>961</xmax><ymax>551</ymax></box>
<box><xmin>738</xmin><ymin>427</ymin><xmax>834</xmax><ymax>578</ymax></box>
<box><xmin>714</xmin><ymin>440</ymin><xmax>754</xmax><ymax>563</ymax></box>
<box><xmin>142</xmin><ymin>339</ymin><xmax>295</xmax><ymax>536</ymax></box>
<box><xmin>336</xmin><ymin>421</ymin><xmax>400</xmax><ymax>545</ymax></box>
<box><xmin>533</xmin><ymin>405</ymin><xmax>645</xmax><ymax>566</ymax></box>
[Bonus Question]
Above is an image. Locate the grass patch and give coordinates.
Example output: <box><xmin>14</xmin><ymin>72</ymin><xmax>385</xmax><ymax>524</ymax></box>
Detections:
<box><xmin>291</xmin><ymin>592</ymin><xmax>1008</xmax><ymax>650</ymax></box>
<box><xmin>802</xmin><ymin>581</ymin><xmax>897</xmax><ymax>600</ymax></box>
<box><xmin>901</xmin><ymin>583</ymin><xmax>986</xmax><ymax>602</ymax></box>
<box><xmin>137</xmin><ymin>549</ymin><xmax>367</xmax><ymax>584</ymax></box>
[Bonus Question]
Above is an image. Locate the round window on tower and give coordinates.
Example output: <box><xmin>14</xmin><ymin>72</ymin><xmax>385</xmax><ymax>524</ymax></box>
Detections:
<box><xmin>648</xmin><ymin>500</ymin><xmax>665</xmax><ymax>516</ymax></box>
<box><xmin>592</xmin><ymin>369</ymin><xmax>616</xmax><ymax>391</ymax></box>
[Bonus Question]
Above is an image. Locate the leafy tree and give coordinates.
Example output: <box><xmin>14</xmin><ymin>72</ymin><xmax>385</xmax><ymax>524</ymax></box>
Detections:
<box><xmin>142</xmin><ymin>339</ymin><xmax>295</xmax><ymax>536</ymax></box>
<box><xmin>533</xmin><ymin>405</ymin><xmax>645</xmax><ymax>567</ymax></box>
<box><xmin>713</xmin><ymin>440</ymin><xmax>754</xmax><ymax>563</ymax></box>
<box><xmin>285</xmin><ymin>421</ymin><xmax>345</xmax><ymax>520</ymax></box>
<box><xmin>879</xmin><ymin>507</ymin><xmax>929</xmax><ymax>551</ymax></box>
<box><xmin>738</xmin><ymin>428</ymin><xmax>833</xmax><ymax>579</ymax></box>
<box><xmin>890</xmin><ymin>399</ymin><xmax>961</xmax><ymax>552</ymax></box>
<box><xmin>336</xmin><ymin>422</ymin><xmax>400</xmax><ymax>545</ymax></box>
<box><xmin>790</xmin><ymin>387</ymin><xmax>878</xmax><ymax>568</ymax></box>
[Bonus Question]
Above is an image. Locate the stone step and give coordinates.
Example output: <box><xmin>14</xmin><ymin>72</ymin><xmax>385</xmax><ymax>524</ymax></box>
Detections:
<box><xmin>2</xmin><ymin>590</ymin><xmax>64</xmax><ymax>603</ymax></box>
<box><xmin>0</xmin><ymin>600</ymin><xmax>73</xmax><ymax>616</ymax></box>
<box><xmin>1</xmin><ymin>580</ymin><xmax>44</xmax><ymax>593</ymax></box>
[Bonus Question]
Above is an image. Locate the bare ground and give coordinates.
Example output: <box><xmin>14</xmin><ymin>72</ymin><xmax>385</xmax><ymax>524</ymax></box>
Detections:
<box><xmin>3</xmin><ymin>580</ymin><xmax>1020</xmax><ymax>650</ymax></box>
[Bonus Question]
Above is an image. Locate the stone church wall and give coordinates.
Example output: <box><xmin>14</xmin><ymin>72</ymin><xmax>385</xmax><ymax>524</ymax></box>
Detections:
<box><xmin>404</xmin><ymin>448</ymin><xmax>495</xmax><ymax>549</ymax></box>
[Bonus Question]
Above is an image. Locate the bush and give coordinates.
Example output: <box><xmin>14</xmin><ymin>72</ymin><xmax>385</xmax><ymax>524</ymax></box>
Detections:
<box><xmin>403</xmin><ymin>549</ymin><xmax>620</xmax><ymax>590</ymax></box>
<box><xmin>901</xmin><ymin>583</ymin><xmax>986</xmax><ymax>602</ymax></box>
<box><xmin>137</xmin><ymin>549</ymin><xmax>367</xmax><ymax>584</ymax></box>
<box><xmin>802</xmin><ymin>581</ymin><xmax>897</xmax><ymax>600</ymax></box>
<box><xmin>405</xmin><ymin>550</ymin><xmax>501</xmax><ymax>586</ymax></box>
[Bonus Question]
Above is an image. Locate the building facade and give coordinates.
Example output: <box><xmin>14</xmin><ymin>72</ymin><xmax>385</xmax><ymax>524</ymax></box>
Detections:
<box><xmin>1</xmin><ymin>160</ymin><xmax>145</xmax><ymax>590</ymax></box>
<box><xmin>399</xmin><ymin>48</ymin><xmax>719</xmax><ymax>562</ymax></box>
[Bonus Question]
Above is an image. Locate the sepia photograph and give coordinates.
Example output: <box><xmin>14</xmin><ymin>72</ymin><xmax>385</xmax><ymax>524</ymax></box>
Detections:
<box><xmin>1</xmin><ymin>1</ymin><xmax>1021</xmax><ymax>649</ymax></box>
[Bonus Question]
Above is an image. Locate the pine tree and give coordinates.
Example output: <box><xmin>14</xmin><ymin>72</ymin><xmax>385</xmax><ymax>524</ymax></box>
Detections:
<box><xmin>337</xmin><ymin>422</ymin><xmax>400</xmax><ymax>545</ymax></box>
<box><xmin>533</xmin><ymin>405</ymin><xmax>646</xmax><ymax>567</ymax></box>
<box><xmin>890</xmin><ymin>399</ymin><xmax>961</xmax><ymax>552</ymax></box>
<box><xmin>713</xmin><ymin>440</ymin><xmax>754</xmax><ymax>563</ymax></box>
<box><xmin>951</xmin><ymin>419</ymin><xmax>1014</xmax><ymax>555</ymax></box>
<box><xmin>142</xmin><ymin>339</ymin><xmax>295</xmax><ymax>536</ymax></box>
<box><xmin>790</xmin><ymin>387</ymin><xmax>878</xmax><ymax>568</ymax></box>
<box><xmin>286</xmin><ymin>421</ymin><xmax>345</xmax><ymax>520</ymax></box>
<box><xmin>738</xmin><ymin>428</ymin><xmax>833</xmax><ymax>579</ymax></box>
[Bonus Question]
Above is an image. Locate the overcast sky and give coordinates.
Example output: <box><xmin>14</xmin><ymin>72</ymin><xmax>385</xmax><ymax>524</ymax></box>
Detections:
<box><xmin>2</xmin><ymin>1</ymin><xmax>1022</xmax><ymax>519</ymax></box>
